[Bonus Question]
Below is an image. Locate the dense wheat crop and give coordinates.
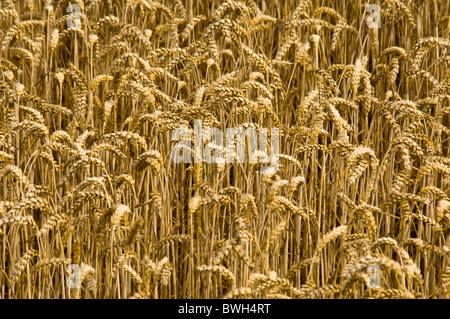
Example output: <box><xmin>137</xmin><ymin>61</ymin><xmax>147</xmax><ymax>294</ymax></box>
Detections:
<box><xmin>1</xmin><ymin>0</ymin><xmax>450</xmax><ymax>299</ymax></box>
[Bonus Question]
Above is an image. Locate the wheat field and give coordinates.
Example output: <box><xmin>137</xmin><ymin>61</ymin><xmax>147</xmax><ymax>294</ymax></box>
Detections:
<box><xmin>1</xmin><ymin>0</ymin><xmax>450</xmax><ymax>299</ymax></box>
